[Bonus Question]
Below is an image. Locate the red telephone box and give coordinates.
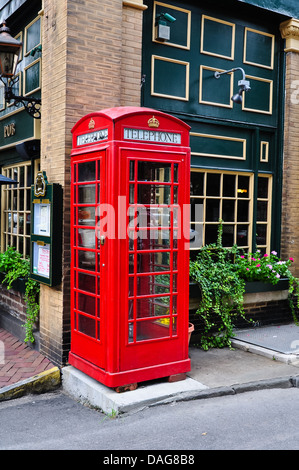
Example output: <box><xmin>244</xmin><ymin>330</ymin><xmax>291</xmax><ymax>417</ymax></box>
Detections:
<box><xmin>69</xmin><ymin>107</ymin><xmax>191</xmax><ymax>388</ymax></box>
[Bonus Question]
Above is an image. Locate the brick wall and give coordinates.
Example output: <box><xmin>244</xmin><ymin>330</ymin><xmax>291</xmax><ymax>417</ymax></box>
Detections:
<box><xmin>0</xmin><ymin>285</ymin><xmax>27</xmax><ymax>323</ymax></box>
<box><xmin>281</xmin><ymin>51</ymin><xmax>299</xmax><ymax>277</ymax></box>
<box><xmin>39</xmin><ymin>1</ymin><xmax>67</xmax><ymax>365</ymax></box>
<box><xmin>40</xmin><ymin>0</ymin><xmax>145</xmax><ymax>366</ymax></box>
<box><xmin>121</xmin><ymin>2</ymin><xmax>145</xmax><ymax>106</ymax></box>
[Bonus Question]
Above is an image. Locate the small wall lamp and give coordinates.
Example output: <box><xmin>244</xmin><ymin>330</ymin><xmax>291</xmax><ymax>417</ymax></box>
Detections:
<box><xmin>155</xmin><ymin>12</ymin><xmax>176</xmax><ymax>42</ymax></box>
<box><xmin>214</xmin><ymin>67</ymin><xmax>251</xmax><ymax>104</ymax></box>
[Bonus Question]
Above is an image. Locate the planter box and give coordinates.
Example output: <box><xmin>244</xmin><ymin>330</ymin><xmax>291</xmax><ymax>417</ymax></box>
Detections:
<box><xmin>0</xmin><ymin>272</ymin><xmax>27</xmax><ymax>295</ymax></box>
<box><xmin>243</xmin><ymin>279</ymin><xmax>289</xmax><ymax>306</ymax></box>
<box><xmin>188</xmin><ymin>279</ymin><xmax>293</xmax><ymax>340</ymax></box>
<box><xmin>244</xmin><ymin>278</ymin><xmax>289</xmax><ymax>293</ymax></box>
<box><xmin>189</xmin><ymin>278</ymin><xmax>289</xmax><ymax>299</ymax></box>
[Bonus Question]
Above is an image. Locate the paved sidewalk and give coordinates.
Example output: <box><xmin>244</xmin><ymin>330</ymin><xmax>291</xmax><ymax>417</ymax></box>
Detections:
<box><xmin>62</xmin><ymin>323</ymin><xmax>299</xmax><ymax>414</ymax></box>
<box><xmin>0</xmin><ymin>328</ymin><xmax>60</xmax><ymax>399</ymax></box>
<box><xmin>1</xmin><ymin>323</ymin><xmax>299</xmax><ymax>414</ymax></box>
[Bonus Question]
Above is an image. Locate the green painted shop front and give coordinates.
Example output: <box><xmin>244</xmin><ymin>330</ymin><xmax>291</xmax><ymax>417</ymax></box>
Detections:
<box><xmin>0</xmin><ymin>0</ymin><xmax>41</xmax><ymax>340</ymax></box>
<box><xmin>142</xmin><ymin>0</ymin><xmax>289</xmax><ymax>259</ymax></box>
<box><xmin>0</xmin><ymin>0</ymin><xmax>41</xmax><ymax>257</ymax></box>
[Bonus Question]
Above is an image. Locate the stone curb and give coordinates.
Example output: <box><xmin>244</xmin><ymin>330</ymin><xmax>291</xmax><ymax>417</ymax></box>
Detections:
<box><xmin>62</xmin><ymin>364</ymin><xmax>299</xmax><ymax>416</ymax></box>
<box><xmin>0</xmin><ymin>367</ymin><xmax>61</xmax><ymax>402</ymax></box>
<box><xmin>148</xmin><ymin>375</ymin><xmax>299</xmax><ymax>411</ymax></box>
<box><xmin>231</xmin><ymin>339</ymin><xmax>299</xmax><ymax>364</ymax></box>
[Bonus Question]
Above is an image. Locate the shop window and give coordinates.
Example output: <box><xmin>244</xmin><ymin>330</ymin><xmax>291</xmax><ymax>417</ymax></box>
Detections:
<box><xmin>1</xmin><ymin>160</ymin><xmax>40</xmax><ymax>257</ymax></box>
<box><xmin>24</xmin><ymin>59</ymin><xmax>41</xmax><ymax>96</ymax></box>
<box><xmin>24</xmin><ymin>17</ymin><xmax>41</xmax><ymax>56</ymax></box>
<box><xmin>256</xmin><ymin>175</ymin><xmax>272</xmax><ymax>254</ymax></box>
<box><xmin>190</xmin><ymin>170</ymin><xmax>272</xmax><ymax>259</ymax></box>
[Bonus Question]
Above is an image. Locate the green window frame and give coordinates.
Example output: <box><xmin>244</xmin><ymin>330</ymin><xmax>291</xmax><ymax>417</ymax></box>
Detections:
<box><xmin>1</xmin><ymin>160</ymin><xmax>40</xmax><ymax>257</ymax></box>
<box><xmin>190</xmin><ymin>169</ymin><xmax>272</xmax><ymax>259</ymax></box>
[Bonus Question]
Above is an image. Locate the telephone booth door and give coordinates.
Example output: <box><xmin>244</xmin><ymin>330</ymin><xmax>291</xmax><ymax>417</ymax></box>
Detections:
<box><xmin>119</xmin><ymin>150</ymin><xmax>189</xmax><ymax>373</ymax></box>
<box><xmin>70</xmin><ymin>150</ymin><xmax>107</xmax><ymax>371</ymax></box>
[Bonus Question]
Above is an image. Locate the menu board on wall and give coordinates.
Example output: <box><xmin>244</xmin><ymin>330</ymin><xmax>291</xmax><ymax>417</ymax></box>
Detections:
<box><xmin>32</xmin><ymin>242</ymin><xmax>50</xmax><ymax>279</ymax></box>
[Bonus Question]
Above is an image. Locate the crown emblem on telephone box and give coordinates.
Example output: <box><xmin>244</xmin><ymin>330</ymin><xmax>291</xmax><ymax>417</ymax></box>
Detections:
<box><xmin>148</xmin><ymin>116</ymin><xmax>160</xmax><ymax>128</ymax></box>
<box><xmin>89</xmin><ymin>118</ymin><xmax>95</xmax><ymax>130</ymax></box>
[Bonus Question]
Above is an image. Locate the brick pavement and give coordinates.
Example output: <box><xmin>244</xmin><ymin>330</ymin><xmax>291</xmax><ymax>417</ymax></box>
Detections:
<box><xmin>0</xmin><ymin>328</ymin><xmax>55</xmax><ymax>389</ymax></box>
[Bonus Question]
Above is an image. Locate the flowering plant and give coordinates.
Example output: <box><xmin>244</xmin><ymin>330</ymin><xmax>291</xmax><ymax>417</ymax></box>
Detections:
<box><xmin>234</xmin><ymin>250</ymin><xmax>295</xmax><ymax>285</ymax></box>
<box><xmin>190</xmin><ymin>221</ymin><xmax>299</xmax><ymax>350</ymax></box>
<box><xmin>234</xmin><ymin>249</ymin><xmax>299</xmax><ymax>326</ymax></box>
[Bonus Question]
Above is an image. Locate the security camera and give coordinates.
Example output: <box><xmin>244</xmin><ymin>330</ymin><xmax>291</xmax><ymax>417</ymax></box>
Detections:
<box><xmin>238</xmin><ymin>79</ymin><xmax>251</xmax><ymax>92</ymax></box>
<box><xmin>155</xmin><ymin>12</ymin><xmax>176</xmax><ymax>41</ymax></box>
<box><xmin>162</xmin><ymin>12</ymin><xmax>176</xmax><ymax>23</ymax></box>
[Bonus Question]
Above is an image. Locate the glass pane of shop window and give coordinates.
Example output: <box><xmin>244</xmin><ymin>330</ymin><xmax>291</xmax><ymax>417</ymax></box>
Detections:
<box><xmin>222</xmin><ymin>200</ymin><xmax>235</xmax><ymax>222</ymax></box>
<box><xmin>237</xmin><ymin>176</ymin><xmax>250</xmax><ymax>198</ymax></box>
<box><xmin>257</xmin><ymin>177</ymin><xmax>269</xmax><ymax>199</ymax></box>
<box><xmin>256</xmin><ymin>224</ymin><xmax>267</xmax><ymax>246</ymax></box>
<box><xmin>190</xmin><ymin>227</ymin><xmax>200</xmax><ymax>248</ymax></box>
<box><xmin>222</xmin><ymin>224</ymin><xmax>234</xmax><ymax>246</ymax></box>
<box><xmin>206</xmin><ymin>199</ymin><xmax>220</xmax><ymax>222</ymax></box>
<box><xmin>237</xmin><ymin>225</ymin><xmax>249</xmax><ymax>247</ymax></box>
<box><xmin>205</xmin><ymin>224</ymin><xmax>218</xmax><ymax>245</ymax></box>
<box><xmin>206</xmin><ymin>173</ymin><xmax>220</xmax><ymax>197</ymax></box>
<box><xmin>191</xmin><ymin>198</ymin><xmax>203</xmax><ymax>223</ymax></box>
<box><xmin>257</xmin><ymin>201</ymin><xmax>268</xmax><ymax>222</ymax></box>
<box><xmin>237</xmin><ymin>200</ymin><xmax>249</xmax><ymax>222</ymax></box>
<box><xmin>223</xmin><ymin>174</ymin><xmax>236</xmax><ymax>197</ymax></box>
<box><xmin>19</xmin><ymin>166</ymin><xmax>25</xmax><ymax>187</ymax></box>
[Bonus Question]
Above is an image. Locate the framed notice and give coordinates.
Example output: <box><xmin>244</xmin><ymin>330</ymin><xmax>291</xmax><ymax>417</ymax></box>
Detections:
<box><xmin>32</xmin><ymin>243</ymin><xmax>50</xmax><ymax>278</ymax></box>
<box><xmin>33</xmin><ymin>203</ymin><xmax>51</xmax><ymax>237</ymax></box>
<box><xmin>30</xmin><ymin>171</ymin><xmax>63</xmax><ymax>287</ymax></box>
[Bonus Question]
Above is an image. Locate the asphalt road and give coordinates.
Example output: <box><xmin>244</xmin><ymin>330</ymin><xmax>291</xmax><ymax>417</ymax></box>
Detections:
<box><xmin>1</xmin><ymin>387</ymin><xmax>299</xmax><ymax>451</ymax></box>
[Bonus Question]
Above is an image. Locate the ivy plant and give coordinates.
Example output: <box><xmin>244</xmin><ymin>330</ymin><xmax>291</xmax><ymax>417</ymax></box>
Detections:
<box><xmin>189</xmin><ymin>223</ymin><xmax>249</xmax><ymax>350</ymax></box>
<box><xmin>0</xmin><ymin>247</ymin><xmax>40</xmax><ymax>343</ymax></box>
